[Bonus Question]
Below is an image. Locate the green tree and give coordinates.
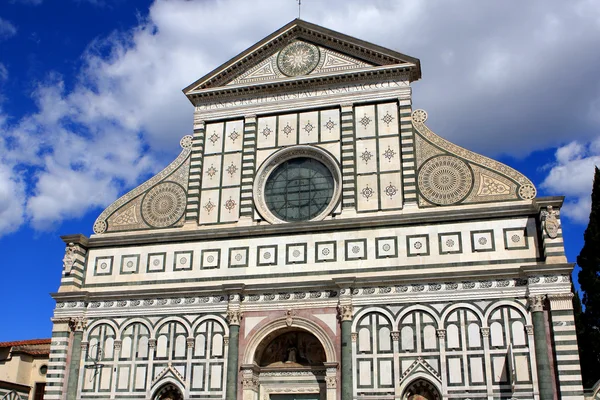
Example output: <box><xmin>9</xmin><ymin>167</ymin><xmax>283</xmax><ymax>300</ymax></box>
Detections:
<box><xmin>577</xmin><ymin>166</ymin><xmax>600</xmax><ymax>387</ymax></box>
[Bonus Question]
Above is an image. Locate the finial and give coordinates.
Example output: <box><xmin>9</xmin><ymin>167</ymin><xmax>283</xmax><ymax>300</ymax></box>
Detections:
<box><xmin>297</xmin><ymin>0</ymin><xmax>301</xmax><ymax>19</ymax></box>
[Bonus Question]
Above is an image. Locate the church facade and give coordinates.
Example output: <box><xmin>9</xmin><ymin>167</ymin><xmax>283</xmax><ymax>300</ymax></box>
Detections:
<box><xmin>46</xmin><ymin>20</ymin><xmax>582</xmax><ymax>400</ymax></box>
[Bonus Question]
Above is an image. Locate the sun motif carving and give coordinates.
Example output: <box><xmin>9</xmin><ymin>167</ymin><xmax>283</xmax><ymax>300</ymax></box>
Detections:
<box><xmin>324</xmin><ymin>118</ymin><xmax>336</xmax><ymax>132</ymax></box>
<box><xmin>277</xmin><ymin>41</ymin><xmax>320</xmax><ymax>77</ymax></box>
<box><xmin>262</xmin><ymin>126</ymin><xmax>272</xmax><ymax>138</ymax></box>
<box><xmin>224</xmin><ymin>197</ymin><xmax>236</xmax><ymax>212</ymax></box>
<box><xmin>412</xmin><ymin>109</ymin><xmax>428</xmax><ymax>123</ymax></box>
<box><xmin>383</xmin><ymin>146</ymin><xmax>396</xmax><ymax>161</ymax></box>
<box><xmin>359</xmin><ymin>114</ymin><xmax>371</xmax><ymax>128</ymax></box>
<box><xmin>418</xmin><ymin>155</ymin><xmax>473</xmax><ymax>205</ymax></box>
<box><xmin>385</xmin><ymin>183</ymin><xmax>398</xmax><ymax>198</ymax></box>
<box><xmin>361</xmin><ymin>185</ymin><xmax>374</xmax><ymax>200</ymax></box>
<box><xmin>203</xmin><ymin>200</ymin><xmax>215</xmax><ymax>214</ymax></box>
<box><xmin>381</xmin><ymin>112</ymin><xmax>395</xmax><ymax>126</ymax></box>
<box><xmin>303</xmin><ymin>121</ymin><xmax>315</xmax><ymax>134</ymax></box>
<box><xmin>226</xmin><ymin>162</ymin><xmax>238</xmax><ymax>177</ymax></box>
<box><xmin>414</xmin><ymin>241</ymin><xmax>423</xmax><ymax>250</ymax></box>
<box><xmin>518</xmin><ymin>184</ymin><xmax>536</xmax><ymax>200</ymax></box>
<box><xmin>228</xmin><ymin>129</ymin><xmax>240</xmax><ymax>142</ymax></box>
<box><xmin>209</xmin><ymin>131</ymin><xmax>220</xmax><ymax>145</ymax></box>
<box><xmin>141</xmin><ymin>182</ymin><xmax>186</xmax><ymax>228</ymax></box>
<box><xmin>360</xmin><ymin>150</ymin><xmax>373</xmax><ymax>164</ymax></box>
<box><xmin>283</xmin><ymin>123</ymin><xmax>294</xmax><ymax>137</ymax></box>
<box><xmin>206</xmin><ymin>165</ymin><xmax>218</xmax><ymax>178</ymax></box>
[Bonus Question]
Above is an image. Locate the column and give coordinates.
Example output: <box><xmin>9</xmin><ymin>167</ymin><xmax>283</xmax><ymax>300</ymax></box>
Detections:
<box><xmin>529</xmin><ymin>295</ymin><xmax>553</xmax><ymax>400</ymax></box>
<box><xmin>437</xmin><ymin>329</ymin><xmax>447</xmax><ymax>399</ymax></box>
<box><xmin>226</xmin><ymin>295</ymin><xmax>242</xmax><ymax>400</ymax></box>
<box><xmin>146</xmin><ymin>339</ymin><xmax>157</xmax><ymax>391</ymax></box>
<box><xmin>66</xmin><ymin>317</ymin><xmax>87</xmax><ymax>400</ymax></box>
<box><xmin>391</xmin><ymin>331</ymin><xmax>400</xmax><ymax>398</ymax></box>
<box><xmin>186</xmin><ymin>337</ymin><xmax>195</xmax><ymax>399</ymax></box>
<box><xmin>480</xmin><ymin>327</ymin><xmax>494</xmax><ymax>400</ymax></box>
<box><xmin>525</xmin><ymin>325</ymin><xmax>541</xmax><ymax>400</ymax></box>
<box><xmin>548</xmin><ymin>293</ymin><xmax>584</xmax><ymax>400</ymax></box>
<box><xmin>184</xmin><ymin>118</ymin><xmax>206</xmax><ymax>224</ymax></box>
<box><xmin>338</xmin><ymin>303</ymin><xmax>353</xmax><ymax>400</ymax></box>
<box><xmin>240</xmin><ymin>114</ymin><xmax>257</xmax><ymax>223</ymax></box>
<box><xmin>340</xmin><ymin>103</ymin><xmax>356</xmax><ymax>215</ymax></box>
<box><xmin>111</xmin><ymin>340</ymin><xmax>122</xmax><ymax>400</ymax></box>
<box><xmin>324</xmin><ymin>362</ymin><xmax>338</xmax><ymax>400</ymax></box>
<box><xmin>399</xmin><ymin>98</ymin><xmax>417</xmax><ymax>206</ymax></box>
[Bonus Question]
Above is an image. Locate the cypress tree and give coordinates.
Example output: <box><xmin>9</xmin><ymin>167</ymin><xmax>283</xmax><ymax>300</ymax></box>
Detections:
<box><xmin>577</xmin><ymin>166</ymin><xmax>600</xmax><ymax>387</ymax></box>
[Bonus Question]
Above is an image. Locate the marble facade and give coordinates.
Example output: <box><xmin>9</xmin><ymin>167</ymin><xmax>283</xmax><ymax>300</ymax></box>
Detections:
<box><xmin>47</xmin><ymin>19</ymin><xmax>581</xmax><ymax>400</ymax></box>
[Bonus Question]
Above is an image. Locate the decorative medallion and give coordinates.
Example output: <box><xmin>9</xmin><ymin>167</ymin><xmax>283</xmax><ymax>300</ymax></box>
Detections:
<box><xmin>324</xmin><ymin>118</ymin><xmax>336</xmax><ymax>132</ymax></box>
<box><xmin>141</xmin><ymin>182</ymin><xmax>186</xmax><ymax>228</ymax></box>
<box><xmin>226</xmin><ymin>162</ymin><xmax>238</xmax><ymax>177</ymax></box>
<box><xmin>283</xmin><ymin>123</ymin><xmax>294</xmax><ymax>137</ymax></box>
<box><xmin>228</xmin><ymin>129</ymin><xmax>240</xmax><ymax>142</ymax></box>
<box><xmin>179</xmin><ymin>135</ymin><xmax>193</xmax><ymax>149</ymax></box>
<box><xmin>359</xmin><ymin>114</ymin><xmax>371</xmax><ymax>128</ymax></box>
<box><xmin>361</xmin><ymin>185</ymin><xmax>374</xmax><ymax>200</ymax></box>
<box><xmin>381</xmin><ymin>112</ymin><xmax>394</xmax><ymax>126</ymax></box>
<box><xmin>93</xmin><ymin>219</ymin><xmax>107</xmax><ymax>234</ymax></box>
<box><xmin>224</xmin><ymin>197</ymin><xmax>236</xmax><ymax>212</ymax></box>
<box><xmin>412</xmin><ymin>109</ymin><xmax>428</xmax><ymax>123</ymax></box>
<box><xmin>206</xmin><ymin>164</ymin><xmax>218</xmax><ymax>178</ymax></box>
<box><xmin>303</xmin><ymin>121</ymin><xmax>315</xmax><ymax>134</ymax></box>
<box><xmin>262</xmin><ymin>126</ymin><xmax>272</xmax><ymax>138</ymax></box>
<box><xmin>383</xmin><ymin>146</ymin><xmax>396</xmax><ymax>161</ymax></box>
<box><xmin>418</xmin><ymin>155</ymin><xmax>473</xmax><ymax>205</ymax></box>
<box><xmin>360</xmin><ymin>150</ymin><xmax>373</xmax><ymax>164</ymax></box>
<box><xmin>519</xmin><ymin>184</ymin><xmax>537</xmax><ymax>200</ymax></box>
<box><xmin>277</xmin><ymin>41</ymin><xmax>320</xmax><ymax>77</ymax></box>
<box><xmin>203</xmin><ymin>199</ymin><xmax>215</xmax><ymax>214</ymax></box>
<box><xmin>208</xmin><ymin>131</ymin><xmax>220</xmax><ymax>145</ymax></box>
<box><xmin>385</xmin><ymin>183</ymin><xmax>398</xmax><ymax>198</ymax></box>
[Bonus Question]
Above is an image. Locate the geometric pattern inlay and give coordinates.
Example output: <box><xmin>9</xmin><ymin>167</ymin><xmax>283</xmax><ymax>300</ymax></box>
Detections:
<box><xmin>418</xmin><ymin>155</ymin><xmax>473</xmax><ymax>205</ymax></box>
<box><xmin>141</xmin><ymin>182</ymin><xmax>186</xmax><ymax>228</ymax></box>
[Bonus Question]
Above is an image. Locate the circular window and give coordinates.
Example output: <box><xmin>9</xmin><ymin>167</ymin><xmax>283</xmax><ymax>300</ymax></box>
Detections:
<box><xmin>254</xmin><ymin>146</ymin><xmax>342</xmax><ymax>224</ymax></box>
<box><xmin>39</xmin><ymin>365</ymin><xmax>48</xmax><ymax>375</ymax></box>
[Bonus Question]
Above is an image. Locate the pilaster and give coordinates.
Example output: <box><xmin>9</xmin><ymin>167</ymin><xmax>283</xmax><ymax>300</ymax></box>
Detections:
<box><xmin>45</xmin><ymin>317</ymin><xmax>72</xmax><ymax>400</ymax></box>
<box><xmin>399</xmin><ymin>96</ymin><xmax>416</xmax><ymax>206</ymax></box>
<box><xmin>529</xmin><ymin>295</ymin><xmax>554</xmax><ymax>400</ymax></box>
<box><xmin>241</xmin><ymin>114</ymin><xmax>257</xmax><ymax>222</ymax></box>
<box><xmin>338</xmin><ymin>287</ymin><xmax>353</xmax><ymax>400</ymax></box>
<box><xmin>547</xmin><ymin>293</ymin><xmax>584</xmax><ymax>400</ymax></box>
<box><xmin>226</xmin><ymin>294</ymin><xmax>242</xmax><ymax>400</ymax></box>
<box><xmin>340</xmin><ymin>103</ymin><xmax>357</xmax><ymax>215</ymax></box>
<box><xmin>185</xmin><ymin>118</ymin><xmax>206</xmax><ymax>223</ymax></box>
<box><xmin>66</xmin><ymin>317</ymin><xmax>87</xmax><ymax>400</ymax></box>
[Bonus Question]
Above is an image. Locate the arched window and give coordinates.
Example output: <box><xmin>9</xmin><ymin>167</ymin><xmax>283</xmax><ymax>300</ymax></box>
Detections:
<box><xmin>83</xmin><ymin>323</ymin><xmax>116</xmax><ymax>393</ymax></box>
<box><xmin>190</xmin><ymin>319</ymin><xmax>227</xmax><ymax>394</ymax></box>
<box><xmin>444</xmin><ymin>308</ymin><xmax>484</xmax><ymax>387</ymax></box>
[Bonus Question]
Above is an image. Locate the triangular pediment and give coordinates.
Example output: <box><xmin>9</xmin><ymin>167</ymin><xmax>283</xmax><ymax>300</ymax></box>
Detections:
<box><xmin>183</xmin><ymin>19</ymin><xmax>420</xmax><ymax>96</ymax></box>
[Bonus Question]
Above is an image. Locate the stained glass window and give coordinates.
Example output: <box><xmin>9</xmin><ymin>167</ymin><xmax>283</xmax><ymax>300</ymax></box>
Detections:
<box><xmin>264</xmin><ymin>157</ymin><xmax>334</xmax><ymax>222</ymax></box>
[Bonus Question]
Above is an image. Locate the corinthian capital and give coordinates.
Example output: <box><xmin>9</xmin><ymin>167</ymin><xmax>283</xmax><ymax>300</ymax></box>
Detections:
<box><xmin>529</xmin><ymin>295</ymin><xmax>546</xmax><ymax>312</ymax></box>
<box><xmin>226</xmin><ymin>309</ymin><xmax>243</xmax><ymax>326</ymax></box>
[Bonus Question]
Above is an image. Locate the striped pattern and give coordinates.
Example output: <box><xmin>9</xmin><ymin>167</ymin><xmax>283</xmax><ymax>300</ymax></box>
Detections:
<box><xmin>398</xmin><ymin>100</ymin><xmax>416</xmax><ymax>205</ymax></box>
<box><xmin>240</xmin><ymin>115</ymin><xmax>256</xmax><ymax>218</ymax></box>
<box><xmin>185</xmin><ymin>121</ymin><xmax>206</xmax><ymax>222</ymax></box>
<box><xmin>542</xmin><ymin>220</ymin><xmax>566</xmax><ymax>261</ymax></box>
<box><xmin>548</xmin><ymin>300</ymin><xmax>584</xmax><ymax>400</ymax></box>
<box><xmin>61</xmin><ymin>245</ymin><xmax>86</xmax><ymax>289</ymax></box>
<box><xmin>340</xmin><ymin>104</ymin><xmax>356</xmax><ymax>211</ymax></box>
<box><xmin>0</xmin><ymin>389</ymin><xmax>30</xmax><ymax>400</ymax></box>
<box><xmin>44</xmin><ymin>324</ymin><xmax>71</xmax><ymax>400</ymax></box>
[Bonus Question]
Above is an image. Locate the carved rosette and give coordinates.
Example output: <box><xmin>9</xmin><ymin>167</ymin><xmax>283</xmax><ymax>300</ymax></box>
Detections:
<box><xmin>114</xmin><ymin>340</ymin><xmax>122</xmax><ymax>351</ymax></box>
<box><xmin>337</xmin><ymin>304</ymin><xmax>353</xmax><ymax>321</ymax></box>
<box><xmin>391</xmin><ymin>331</ymin><xmax>400</xmax><ymax>341</ymax></box>
<box><xmin>529</xmin><ymin>295</ymin><xmax>546</xmax><ymax>312</ymax></box>
<box><xmin>149</xmin><ymin>339</ymin><xmax>157</xmax><ymax>349</ymax></box>
<box><xmin>480</xmin><ymin>327</ymin><xmax>490</xmax><ymax>338</ymax></box>
<box><xmin>436</xmin><ymin>329</ymin><xmax>446</xmax><ymax>339</ymax></box>
<box><xmin>227</xmin><ymin>309</ymin><xmax>243</xmax><ymax>326</ymax></box>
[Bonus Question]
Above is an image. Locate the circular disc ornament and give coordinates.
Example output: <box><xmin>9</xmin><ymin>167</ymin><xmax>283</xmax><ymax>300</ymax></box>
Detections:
<box><xmin>277</xmin><ymin>42</ymin><xmax>320</xmax><ymax>77</ymax></box>
<box><xmin>141</xmin><ymin>182</ymin><xmax>186</xmax><ymax>228</ymax></box>
<box><xmin>418</xmin><ymin>155</ymin><xmax>473</xmax><ymax>205</ymax></box>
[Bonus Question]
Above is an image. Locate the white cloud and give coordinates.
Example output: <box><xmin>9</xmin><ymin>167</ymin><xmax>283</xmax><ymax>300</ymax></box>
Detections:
<box><xmin>541</xmin><ymin>138</ymin><xmax>600</xmax><ymax>223</ymax></box>
<box><xmin>0</xmin><ymin>162</ymin><xmax>25</xmax><ymax>235</ymax></box>
<box><xmin>0</xmin><ymin>17</ymin><xmax>17</xmax><ymax>40</ymax></box>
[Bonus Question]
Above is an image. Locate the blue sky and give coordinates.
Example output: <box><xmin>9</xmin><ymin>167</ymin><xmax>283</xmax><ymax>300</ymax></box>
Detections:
<box><xmin>0</xmin><ymin>0</ymin><xmax>599</xmax><ymax>341</ymax></box>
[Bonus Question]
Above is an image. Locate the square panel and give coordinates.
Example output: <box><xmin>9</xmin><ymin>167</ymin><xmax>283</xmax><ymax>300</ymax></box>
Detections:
<box><xmin>316</xmin><ymin>241</ymin><xmax>336</xmax><ymax>263</ymax></box>
<box><xmin>147</xmin><ymin>252</ymin><xmax>166</xmax><ymax>273</ymax></box>
<box><xmin>504</xmin><ymin>228</ymin><xmax>528</xmax><ymax>250</ymax></box>
<box><xmin>438</xmin><ymin>232</ymin><xmax>462</xmax><ymax>254</ymax></box>
<box><xmin>354</xmin><ymin>104</ymin><xmax>376</xmax><ymax>139</ymax></box>
<box><xmin>356</xmin><ymin>174</ymin><xmax>379</xmax><ymax>212</ymax></box>
<box><xmin>257</xmin><ymin>245</ymin><xmax>277</xmax><ymax>266</ymax></box>
<box><xmin>355</xmin><ymin>138</ymin><xmax>377</xmax><ymax>175</ymax></box>
<box><xmin>228</xmin><ymin>247</ymin><xmax>248</xmax><ymax>268</ymax></box>
<box><xmin>407</xmin><ymin>235</ymin><xmax>430</xmax><ymax>256</ymax></box>
<box><xmin>378</xmin><ymin>136</ymin><xmax>401</xmax><ymax>172</ymax></box>
<box><xmin>320</xmin><ymin>108</ymin><xmax>340</xmax><ymax>142</ymax></box>
<box><xmin>204</xmin><ymin>122</ymin><xmax>224</xmax><ymax>155</ymax></box>
<box><xmin>201</xmin><ymin>154</ymin><xmax>222</xmax><ymax>189</ymax></box>
<box><xmin>376</xmin><ymin>237</ymin><xmax>398</xmax><ymax>259</ymax></box>
<box><xmin>277</xmin><ymin>113</ymin><xmax>297</xmax><ymax>147</ymax></box>
<box><xmin>223</xmin><ymin>119</ymin><xmax>244</xmax><ymax>152</ymax></box>
<box><xmin>94</xmin><ymin>256</ymin><xmax>113</xmax><ymax>276</ymax></box>
<box><xmin>120</xmin><ymin>254</ymin><xmax>140</xmax><ymax>274</ymax></box>
<box><xmin>376</xmin><ymin>102</ymin><xmax>399</xmax><ymax>136</ymax></box>
<box><xmin>174</xmin><ymin>251</ymin><xmax>193</xmax><ymax>271</ymax></box>
<box><xmin>298</xmin><ymin>111</ymin><xmax>319</xmax><ymax>144</ymax></box>
<box><xmin>257</xmin><ymin>116</ymin><xmax>277</xmax><ymax>149</ymax></box>
<box><xmin>471</xmin><ymin>230</ymin><xmax>495</xmax><ymax>252</ymax></box>
<box><xmin>286</xmin><ymin>243</ymin><xmax>307</xmax><ymax>264</ymax></box>
<box><xmin>346</xmin><ymin>239</ymin><xmax>367</xmax><ymax>260</ymax></box>
<box><xmin>200</xmin><ymin>249</ymin><xmax>220</xmax><ymax>269</ymax></box>
<box><xmin>379</xmin><ymin>172</ymin><xmax>403</xmax><ymax>210</ymax></box>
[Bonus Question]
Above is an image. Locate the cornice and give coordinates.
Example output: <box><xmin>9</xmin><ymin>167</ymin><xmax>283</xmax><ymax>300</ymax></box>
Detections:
<box><xmin>73</xmin><ymin>196</ymin><xmax>558</xmax><ymax>249</ymax></box>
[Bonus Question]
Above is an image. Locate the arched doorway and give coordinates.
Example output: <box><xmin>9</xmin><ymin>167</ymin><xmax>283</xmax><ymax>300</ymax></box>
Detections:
<box><xmin>153</xmin><ymin>383</ymin><xmax>184</xmax><ymax>400</ymax></box>
<box><xmin>402</xmin><ymin>379</ymin><xmax>441</xmax><ymax>400</ymax></box>
<box><xmin>241</xmin><ymin>317</ymin><xmax>338</xmax><ymax>400</ymax></box>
